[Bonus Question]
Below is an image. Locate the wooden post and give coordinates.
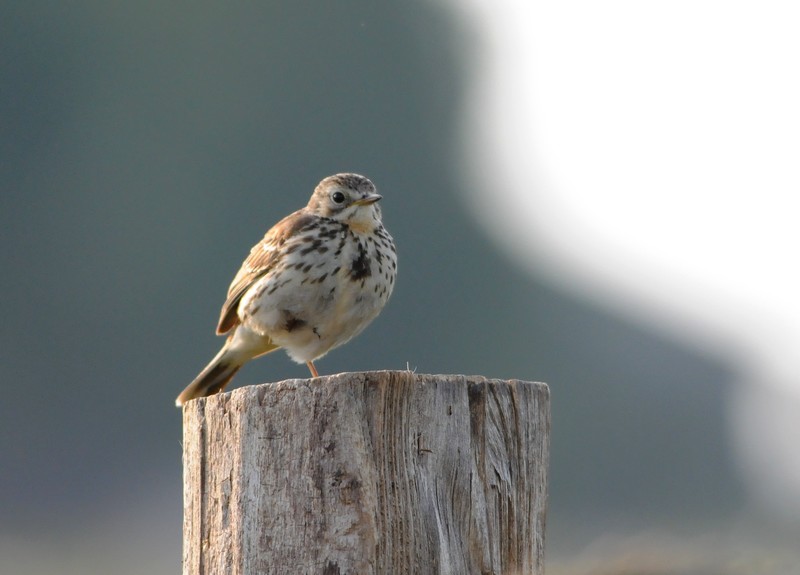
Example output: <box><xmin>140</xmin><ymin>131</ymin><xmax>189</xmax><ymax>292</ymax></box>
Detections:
<box><xmin>182</xmin><ymin>371</ymin><xmax>550</xmax><ymax>575</ymax></box>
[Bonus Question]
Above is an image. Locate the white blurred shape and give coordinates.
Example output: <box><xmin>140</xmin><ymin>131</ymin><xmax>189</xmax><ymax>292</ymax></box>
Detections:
<box><xmin>447</xmin><ymin>0</ymin><xmax>800</xmax><ymax>514</ymax></box>
<box><xmin>732</xmin><ymin>376</ymin><xmax>800</xmax><ymax>519</ymax></box>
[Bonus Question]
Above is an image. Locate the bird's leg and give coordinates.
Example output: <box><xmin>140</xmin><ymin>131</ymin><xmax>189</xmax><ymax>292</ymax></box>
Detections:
<box><xmin>306</xmin><ymin>361</ymin><xmax>319</xmax><ymax>378</ymax></box>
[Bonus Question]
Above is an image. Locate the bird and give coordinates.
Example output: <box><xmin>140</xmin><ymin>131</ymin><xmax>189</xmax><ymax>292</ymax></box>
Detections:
<box><xmin>176</xmin><ymin>173</ymin><xmax>397</xmax><ymax>406</ymax></box>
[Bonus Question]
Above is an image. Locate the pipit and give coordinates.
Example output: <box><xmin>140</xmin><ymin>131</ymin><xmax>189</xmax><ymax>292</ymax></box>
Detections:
<box><xmin>176</xmin><ymin>173</ymin><xmax>397</xmax><ymax>406</ymax></box>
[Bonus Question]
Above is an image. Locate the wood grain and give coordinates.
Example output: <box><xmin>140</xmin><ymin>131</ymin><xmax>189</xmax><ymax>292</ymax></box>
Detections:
<box><xmin>182</xmin><ymin>371</ymin><xmax>549</xmax><ymax>575</ymax></box>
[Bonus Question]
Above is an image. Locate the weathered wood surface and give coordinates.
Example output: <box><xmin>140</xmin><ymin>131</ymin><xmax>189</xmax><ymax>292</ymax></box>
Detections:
<box><xmin>182</xmin><ymin>371</ymin><xmax>549</xmax><ymax>575</ymax></box>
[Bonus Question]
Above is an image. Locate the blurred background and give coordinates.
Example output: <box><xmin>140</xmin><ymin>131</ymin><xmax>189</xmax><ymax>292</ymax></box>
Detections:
<box><xmin>2</xmin><ymin>1</ymin><xmax>799</xmax><ymax>573</ymax></box>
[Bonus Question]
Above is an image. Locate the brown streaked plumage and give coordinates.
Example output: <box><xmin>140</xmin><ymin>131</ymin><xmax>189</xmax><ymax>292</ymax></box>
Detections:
<box><xmin>216</xmin><ymin>212</ymin><xmax>317</xmax><ymax>335</ymax></box>
<box><xmin>176</xmin><ymin>173</ymin><xmax>397</xmax><ymax>406</ymax></box>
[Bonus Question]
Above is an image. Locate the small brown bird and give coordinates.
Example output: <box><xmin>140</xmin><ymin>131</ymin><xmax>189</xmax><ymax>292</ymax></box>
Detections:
<box><xmin>176</xmin><ymin>173</ymin><xmax>397</xmax><ymax>406</ymax></box>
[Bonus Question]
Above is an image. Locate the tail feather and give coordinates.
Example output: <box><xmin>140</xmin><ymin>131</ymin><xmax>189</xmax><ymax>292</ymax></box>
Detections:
<box><xmin>176</xmin><ymin>340</ymin><xmax>244</xmax><ymax>406</ymax></box>
<box><xmin>176</xmin><ymin>330</ymin><xmax>280</xmax><ymax>407</ymax></box>
<box><xmin>176</xmin><ymin>360</ymin><xmax>241</xmax><ymax>407</ymax></box>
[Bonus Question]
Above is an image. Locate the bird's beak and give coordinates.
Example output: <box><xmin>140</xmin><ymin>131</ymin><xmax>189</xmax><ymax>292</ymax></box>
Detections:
<box><xmin>353</xmin><ymin>194</ymin><xmax>382</xmax><ymax>206</ymax></box>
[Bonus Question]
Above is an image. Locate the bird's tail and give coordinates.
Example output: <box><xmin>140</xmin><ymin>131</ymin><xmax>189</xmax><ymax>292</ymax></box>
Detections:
<box><xmin>176</xmin><ymin>328</ymin><xmax>280</xmax><ymax>407</ymax></box>
<box><xmin>175</xmin><ymin>344</ymin><xmax>243</xmax><ymax>407</ymax></box>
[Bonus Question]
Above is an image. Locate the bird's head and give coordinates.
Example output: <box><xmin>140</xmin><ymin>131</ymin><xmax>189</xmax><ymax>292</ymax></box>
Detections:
<box><xmin>307</xmin><ymin>173</ymin><xmax>383</xmax><ymax>228</ymax></box>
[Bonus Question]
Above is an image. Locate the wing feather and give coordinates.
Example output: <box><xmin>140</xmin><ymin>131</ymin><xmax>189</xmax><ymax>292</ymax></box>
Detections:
<box><xmin>216</xmin><ymin>210</ymin><xmax>316</xmax><ymax>334</ymax></box>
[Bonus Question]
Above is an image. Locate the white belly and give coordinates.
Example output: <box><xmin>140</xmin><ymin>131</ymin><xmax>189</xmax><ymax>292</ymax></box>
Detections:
<box><xmin>238</xmin><ymin>227</ymin><xmax>395</xmax><ymax>363</ymax></box>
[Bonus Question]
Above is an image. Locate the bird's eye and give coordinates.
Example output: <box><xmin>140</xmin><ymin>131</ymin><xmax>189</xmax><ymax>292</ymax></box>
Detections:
<box><xmin>331</xmin><ymin>191</ymin><xmax>346</xmax><ymax>204</ymax></box>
